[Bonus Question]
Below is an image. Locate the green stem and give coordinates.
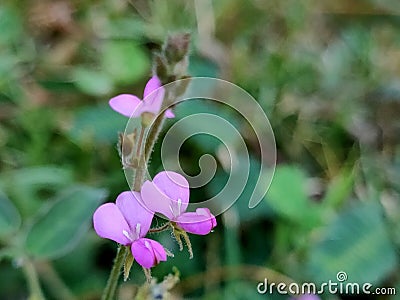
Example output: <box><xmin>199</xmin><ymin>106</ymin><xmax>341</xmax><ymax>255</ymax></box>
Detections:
<box><xmin>144</xmin><ymin>113</ymin><xmax>166</xmax><ymax>164</ymax></box>
<box><xmin>102</xmin><ymin>114</ymin><xmax>168</xmax><ymax>300</ymax></box>
<box><xmin>22</xmin><ymin>259</ymin><xmax>45</xmax><ymax>300</ymax></box>
<box><xmin>149</xmin><ymin>222</ymin><xmax>171</xmax><ymax>233</ymax></box>
<box><xmin>35</xmin><ymin>261</ymin><xmax>77</xmax><ymax>300</ymax></box>
<box><xmin>101</xmin><ymin>245</ymin><xmax>128</xmax><ymax>300</ymax></box>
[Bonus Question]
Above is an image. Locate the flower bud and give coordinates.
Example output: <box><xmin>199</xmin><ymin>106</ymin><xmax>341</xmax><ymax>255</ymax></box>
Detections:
<box><xmin>153</xmin><ymin>53</ymin><xmax>169</xmax><ymax>83</ymax></box>
<box><xmin>164</xmin><ymin>33</ymin><xmax>191</xmax><ymax>64</ymax></box>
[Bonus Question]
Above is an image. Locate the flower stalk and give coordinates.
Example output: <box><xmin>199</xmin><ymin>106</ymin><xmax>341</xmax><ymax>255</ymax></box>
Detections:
<box><xmin>101</xmin><ymin>245</ymin><xmax>128</xmax><ymax>300</ymax></box>
<box><xmin>99</xmin><ymin>33</ymin><xmax>208</xmax><ymax>299</ymax></box>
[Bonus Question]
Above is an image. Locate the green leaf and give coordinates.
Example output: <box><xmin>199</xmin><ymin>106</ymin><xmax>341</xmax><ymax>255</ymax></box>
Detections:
<box><xmin>72</xmin><ymin>68</ymin><xmax>114</xmax><ymax>96</ymax></box>
<box><xmin>307</xmin><ymin>201</ymin><xmax>398</xmax><ymax>284</ymax></box>
<box><xmin>102</xmin><ymin>40</ymin><xmax>150</xmax><ymax>85</ymax></box>
<box><xmin>322</xmin><ymin>169</ymin><xmax>354</xmax><ymax>209</ymax></box>
<box><xmin>189</xmin><ymin>54</ymin><xmax>219</xmax><ymax>77</ymax></box>
<box><xmin>266</xmin><ymin>165</ymin><xmax>320</xmax><ymax>226</ymax></box>
<box><xmin>0</xmin><ymin>191</ymin><xmax>21</xmax><ymax>239</ymax></box>
<box><xmin>0</xmin><ymin>166</ymin><xmax>74</xmax><ymax>218</ymax></box>
<box><xmin>67</xmin><ymin>104</ymin><xmax>127</xmax><ymax>144</ymax></box>
<box><xmin>25</xmin><ymin>185</ymin><xmax>107</xmax><ymax>259</ymax></box>
<box><xmin>0</xmin><ymin>6</ymin><xmax>23</xmax><ymax>45</ymax></box>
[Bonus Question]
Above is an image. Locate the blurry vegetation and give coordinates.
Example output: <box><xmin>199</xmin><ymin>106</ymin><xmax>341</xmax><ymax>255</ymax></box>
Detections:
<box><xmin>0</xmin><ymin>0</ymin><xmax>400</xmax><ymax>299</ymax></box>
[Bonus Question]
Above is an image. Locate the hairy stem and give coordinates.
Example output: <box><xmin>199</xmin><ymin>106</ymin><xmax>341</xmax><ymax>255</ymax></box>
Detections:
<box><xmin>149</xmin><ymin>222</ymin><xmax>171</xmax><ymax>233</ymax></box>
<box><xmin>101</xmin><ymin>245</ymin><xmax>128</xmax><ymax>300</ymax></box>
<box><xmin>22</xmin><ymin>258</ymin><xmax>45</xmax><ymax>300</ymax></box>
<box><xmin>136</xmin><ymin>126</ymin><xmax>145</xmax><ymax>158</ymax></box>
<box><xmin>144</xmin><ymin>113</ymin><xmax>166</xmax><ymax>164</ymax></box>
<box><xmin>102</xmin><ymin>114</ymin><xmax>168</xmax><ymax>299</ymax></box>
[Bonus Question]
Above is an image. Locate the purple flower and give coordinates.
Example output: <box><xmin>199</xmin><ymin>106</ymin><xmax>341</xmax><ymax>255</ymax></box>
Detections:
<box><xmin>140</xmin><ymin>171</ymin><xmax>217</xmax><ymax>235</ymax></box>
<box><xmin>93</xmin><ymin>191</ymin><xmax>167</xmax><ymax>269</ymax></box>
<box><xmin>291</xmin><ymin>294</ymin><xmax>321</xmax><ymax>300</ymax></box>
<box><xmin>109</xmin><ymin>76</ymin><xmax>175</xmax><ymax>119</ymax></box>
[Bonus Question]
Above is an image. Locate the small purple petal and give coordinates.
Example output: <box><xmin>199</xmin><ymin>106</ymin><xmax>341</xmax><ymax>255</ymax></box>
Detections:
<box><xmin>165</xmin><ymin>109</ymin><xmax>175</xmax><ymax>118</ymax></box>
<box><xmin>109</xmin><ymin>94</ymin><xmax>142</xmax><ymax>117</ymax></box>
<box><xmin>152</xmin><ymin>171</ymin><xmax>189</xmax><ymax>210</ymax></box>
<box><xmin>293</xmin><ymin>295</ymin><xmax>321</xmax><ymax>300</ymax></box>
<box><xmin>131</xmin><ymin>238</ymin><xmax>167</xmax><ymax>268</ymax></box>
<box><xmin>93</xmin><ymin>203</ymin><xmax>132</xmax><ymax>245</ymax></box>
<box><xmin>176</xmin><ymin>208</ymin><xmax>217</xmax><ymax>235</ymax></box>
<box><xmin>140</xmin><ymin>180</ymin><xmax>175</xmax><ymax>220</ymax></box>
<box><xmin>142</xmin><ymin>88</ymin><xmax>164</xmax><ymax>115</ymax></box>
<box><xmin>148</xmin><ymin>239</ymin><xmax>167</xmax><ymax>264</ymax></box>
<box><xmin>143</xmin><ymin>76</ymin><xmax>162</xmax><ymax>99</ymax></box>
<box><xmin>115</xmin><ymin>191</ymin><xmax>154</xmax><ymax>238</ymax></box>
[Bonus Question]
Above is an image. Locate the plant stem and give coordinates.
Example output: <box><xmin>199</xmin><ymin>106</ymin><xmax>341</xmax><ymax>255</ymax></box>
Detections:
<box><xmin>136</xmin><ymin>126</ymin><xmax>145</xmax><ymax>158</ymax></box>
<box><xmin>149</xmin><ymin>222</ymin><xmax>171</xmax><ymax>233</ymax></box>
<box><xmin>35</xmin><ymin>261</ymin><xmax>77</xmax><ymax>300</ymax></box>
<box><xmin>144</xmin><ymin>113</ymin><xmax>166</xmax><ymax>164</ymax></box>
<box><xmin>102</xmin><ymin>114</ymin><xmax>168</xmax><ymax>300</ymax></box>
<box><xmin>22</xmin><ymin>258</ymin><xmax>45</xmax><ymax>300</ymax></box>
<box><xmin>101</xmin><ymin>245</ymin><xmax>128</xmax><ymax>300</ymax></box>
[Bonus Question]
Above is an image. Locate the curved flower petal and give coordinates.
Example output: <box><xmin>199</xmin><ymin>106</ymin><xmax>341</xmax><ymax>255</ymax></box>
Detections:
<box><xmin>141</xmin><ymin>171</ymin><xmax>189</xmax><ymax>220</ymax></box>
<box><xmin>109</xmin><ymin>94</ymin><xmax>142</xmax><ymax>117</ymax></box>
<box><xmin>143</xmin><ymin>76</ymin><xmax>162</xmax><ymax>99</ymax></box>
<box><xmin>165</xmin><ymin>109</ymin><xmax>175</xmax><ymax>118</ymax></box>
<box><xmin>153</xmin><ymin>171</ymin><xmax>189</xmax><ymax>209</ymax></box>
<box><xmin>115</xmin><ymin>191</ymin><xmax>154</xmax><ymax>238</ymax></box>
<box><xmin>93</xmin><ymin>203</ymin><xmax>132</xmax><ymax>245</ymax></box>
<box><xmin>142</xmin><ymin>86</ymin><xmax>165</xmax><ymax>115</ymax></box>
<box><xmin>131</xmin><ymin>238</ymin><xmax>167</xmax><ymax>268</ymax></box>
<box><xmin>176</xmin><ymin>208</ymin><xmax>217</xmax><ymax>235</ymax></box>
<box><xmin>294</xmin><ymin>295</ymin><xmax>321</xmax><ymax>300</ymax></box>
<box><xmin>140</xmin><ymin>180</ymin><xmax>175</xmax><ymax>220</ymax></box>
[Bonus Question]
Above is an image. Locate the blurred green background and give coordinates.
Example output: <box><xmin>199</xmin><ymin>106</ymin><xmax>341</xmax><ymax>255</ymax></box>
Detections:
<box><xmin>0</xmin><ymin>0</ymin><xmax>400</xmax><ymax>299</ymax></box>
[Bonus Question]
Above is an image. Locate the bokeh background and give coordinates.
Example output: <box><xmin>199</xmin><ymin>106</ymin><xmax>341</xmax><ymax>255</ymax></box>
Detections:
<box><xmin>0</xmin><ymin>0</ymin><xmax>400</xmax><ymax>299</ymax></box>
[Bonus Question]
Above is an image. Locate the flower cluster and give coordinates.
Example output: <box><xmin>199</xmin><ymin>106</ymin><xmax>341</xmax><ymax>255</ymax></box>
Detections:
<box><xmin>93</xmin><ymin>76</ymin><xmax>216</xmax><ymax>273</ymax></box>
<box><xmin>93</xmin><ymin>171</ymin><xmax>216</xmax><ymax>269</ymax></box>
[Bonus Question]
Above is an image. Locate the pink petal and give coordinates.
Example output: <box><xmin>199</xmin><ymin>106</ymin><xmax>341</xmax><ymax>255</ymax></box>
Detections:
<box><xmin>143</xmin><ymin>76</ymin><xmax>162</xmax><ymax>99</ymax></box>
<box><xmin>295</xmin><ymin>295</ymin><xmax>321</xmax><ymax>300</ymax></box>
<box><xmin>131</xmin><ymin>238</ymin><xmax>167</xmax><ymax>268</ymax></box>
<box><xmin>140</xmin><ymin>171</ymin><xmax>190</xmax><ymax>220</ymax></box>
<box><xmin>140</xmin><ymin>180</ymin><xmax>175</xmax><ymax>220</ymax></box>
<box><xmin>93</xmin><ymin>203</ymin><xmax>132</xmax><ymax>245</ymax></box>
<box><xmin>165</xmin><ymin>109</ymin><xmax>175</xmax><ymax>118</ymax></box>
<box><xmin>115</xmin><ymin>191</ymin><xmax>154</xmax><ymax>238</ymax></box>
<box><xmin>176</xmin><ymin>208</ymin><xmax>217</xmax><ymax>235</ymax></box>
<box><xmin>109</xmin><ymin>94</ymin><xmax>142</xmax><ymax>117</ymax></box>
<box><xmin>153</xmin><ymin>171</ymin><xmax>189</xmax><ymax>209</ymax></box>
<box><xmin>142</xmin><ymin>86</ymin><xmax>165</xmax><ymax>115</ymax></box>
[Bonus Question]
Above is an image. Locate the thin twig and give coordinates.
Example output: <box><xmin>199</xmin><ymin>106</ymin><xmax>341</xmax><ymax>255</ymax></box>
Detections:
<box><xmin>22</xmin><ymin>258</ymin><xmax>45</xmax><ymax>300</ymax></box>
<box><xmin>35</xmin><ymin>261</ymin><xmax>77</xmax><ymax>300</ymax></box>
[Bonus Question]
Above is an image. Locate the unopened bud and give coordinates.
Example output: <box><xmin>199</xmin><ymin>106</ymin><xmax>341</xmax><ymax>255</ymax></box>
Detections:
<box><xmin>164</xmin><ymin>33</ymin><xmax>191</xmax><ymax>64</ymax></box>
<box><xmin>153</xmin><ymin>53</ymin><xmax>169</xmax><ymax>83</ymax></box>
<box><xmin>118</xmin><ymin>131</ymin><xmax>136</xmax><ymax>158</ymax></box>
